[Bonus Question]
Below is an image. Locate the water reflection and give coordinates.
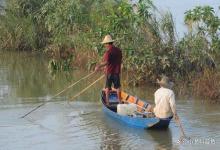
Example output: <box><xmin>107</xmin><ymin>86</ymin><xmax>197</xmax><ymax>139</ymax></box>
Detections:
<box><xmin>0</xmin><ymin>51</ymin><xmax>220</xmax><ymax>150</ymax></box>
<box><xmin>100</xmin><ymin>114</ymin><xmax>144</xmax><ymax>150</ymax></box>
<box><xmin>99</xmin><ymin>113</ymin><xmax>176</xmax><ymax>150</ymax></box>
<box><xmin>148</xmin><ymin>129</ymin><xmax>177</xmax><ymax>150</ymax></box>
<box><xmin>100</xmin><ymin>128</ymin><xmax>122</xmax><ymax>150</ymax></box>
<box><xmin>0</xmin><ymin>51</ymin><xmax>103</xmax><ymax>105</ymax></box>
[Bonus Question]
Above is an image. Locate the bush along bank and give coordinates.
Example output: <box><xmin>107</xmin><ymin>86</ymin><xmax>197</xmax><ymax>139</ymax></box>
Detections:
<box><xmin>0</xmin><ymin>0</ymin><xmax>220</xmax><ymax>100</ymax></box>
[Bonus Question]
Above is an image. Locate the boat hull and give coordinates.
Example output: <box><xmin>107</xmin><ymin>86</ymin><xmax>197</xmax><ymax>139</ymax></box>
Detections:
<box><xmin>101</xmin><ymin>90</ymin><xmax>172</xmax><ymax>129</ymax></box>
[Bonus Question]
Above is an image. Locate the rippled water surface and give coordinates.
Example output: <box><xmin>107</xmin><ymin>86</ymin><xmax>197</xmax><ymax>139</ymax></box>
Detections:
<box><xmin>1</xmin><ymin>0</ymin><xmax>220</xmax><ymax>149</ymax></box>
<box><xmin>0</xmin><ymin>54</ymin><xmax>220</xmax><ymax>150</ymax></box>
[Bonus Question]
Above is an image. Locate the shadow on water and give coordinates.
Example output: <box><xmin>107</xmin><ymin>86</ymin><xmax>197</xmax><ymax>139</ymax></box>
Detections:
<box><xmin>147</xmin><ymin>129</ymin><xmax>176</xmax><ymax>150</ymax></box>
<box><xmin>95</xmin><ymin>112</ymin><xmax>179</xmax><ymax>150</ymax></box>
<box><xmin>0</xmin><ymin>51</ymin><xmax>220</xmax><ymax>150</ymax></box>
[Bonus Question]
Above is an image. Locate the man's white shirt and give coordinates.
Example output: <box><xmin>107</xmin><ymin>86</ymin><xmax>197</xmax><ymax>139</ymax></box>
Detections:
<box><xmin>154</xmin><ymin>87</ymin><xmax>176</xmax><ymax>118</ymax></box>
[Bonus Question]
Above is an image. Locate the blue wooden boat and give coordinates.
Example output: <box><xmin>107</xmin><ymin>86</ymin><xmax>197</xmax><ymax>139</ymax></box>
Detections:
<box><xmin>101</xmin><ymin>89</ymin><xmax>172</xmax><ymax>129</ymax></box>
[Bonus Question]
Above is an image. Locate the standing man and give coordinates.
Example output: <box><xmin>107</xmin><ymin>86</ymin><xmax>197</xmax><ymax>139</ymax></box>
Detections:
<box><xmin>95</xmin><ymin>35</ymin><xmax>122</xmax><ymax>105</ymax></box>
<box><xmin>153</xmin><ymin>75</ymin><xmax>179</xmax><ymax>121</ymax></box>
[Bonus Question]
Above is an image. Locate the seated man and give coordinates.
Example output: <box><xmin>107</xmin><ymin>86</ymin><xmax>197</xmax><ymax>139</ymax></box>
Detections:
<box><xmin>150</xmin><ymin>75</ymin><xmax>179</xmax><ymax>121</ymax></box>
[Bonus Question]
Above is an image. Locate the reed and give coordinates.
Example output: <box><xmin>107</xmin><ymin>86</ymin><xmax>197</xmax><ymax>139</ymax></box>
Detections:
<box><xmin>192</xmin><ymin>69</ymin><xmax>220</xmax><ymax>101</ymax></box>
<box><xmin>0</xmin><ymin>0</ymin><xmax>220</xmax><ymax>101</ymax></box>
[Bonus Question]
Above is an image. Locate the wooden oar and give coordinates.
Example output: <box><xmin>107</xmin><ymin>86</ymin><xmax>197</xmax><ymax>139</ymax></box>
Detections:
<box><xmin>69</xmin><ymin>75</ymin><xmax>105</xmax><ymax>101</ymax></box>
<box><xmin>20</xmin><ymin>72</ymin><xmax>95</xmax><ymax>118</ymax></box>
<box><xmin>176</xmin><ymin>118</ymin><xmax>186</xmax><ymax>137</ymax></box>
<box><xmin>175</xmin><ymin>117</ymin><xmax>190</xmax><ymax>142</ymax></box>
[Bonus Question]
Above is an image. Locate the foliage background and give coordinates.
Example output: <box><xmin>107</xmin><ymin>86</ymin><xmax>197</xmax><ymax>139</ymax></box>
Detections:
<box><xmin>0</xmin><ymin>0</ymin><xmax>220</xmax><ymax>99</ymax></box>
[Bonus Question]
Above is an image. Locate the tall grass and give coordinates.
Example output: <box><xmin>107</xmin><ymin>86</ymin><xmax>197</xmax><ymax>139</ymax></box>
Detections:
<box><xmin>0</xmin><ymin>0</ymin><xmax>220</xmax><ymax>100</ymax></box>
<box><xmin>192</xmin><ymin>69</ymin><xmax>220</xmax><ymax>101</ymax></box>
<box><xmin>0</xmin><ymin>13</ymin><xmax>37</xmax><ymax>51</ymax></box>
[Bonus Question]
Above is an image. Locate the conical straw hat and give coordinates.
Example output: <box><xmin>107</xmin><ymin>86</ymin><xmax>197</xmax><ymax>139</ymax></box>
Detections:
<box><xmin>101</xmin><ymin>35</ymin><xmax>115</xmax><ymax>44</ymax></box>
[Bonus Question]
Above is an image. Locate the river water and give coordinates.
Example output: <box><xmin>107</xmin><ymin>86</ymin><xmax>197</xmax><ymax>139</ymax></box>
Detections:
<box><xmin>0</xmin><ymin>1</ymin><xmax>220</xmax><ymax>149</ymax></box>
<box><xmin>0</xmin><ymin>51</ymin><xmax>219</xmax><ymax>150</ymax></box>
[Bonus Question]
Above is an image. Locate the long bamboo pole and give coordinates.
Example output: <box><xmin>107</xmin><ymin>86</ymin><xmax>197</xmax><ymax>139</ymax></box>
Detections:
<box><xmin>20</xmin><ymin>72</ymin><xmax>95</xmax><ymax>118</ymax></box>
<box><xmin>69</xmin><ymin>75</ymin><xmax>104</xmax><ymax>101</ymax></box>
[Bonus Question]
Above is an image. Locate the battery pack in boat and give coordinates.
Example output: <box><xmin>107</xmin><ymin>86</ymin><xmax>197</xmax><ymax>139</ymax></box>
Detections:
<box><xmin>117</xmin><ymin>104</ymin><xmax>137</xmax><ymax>116</ymax></box>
